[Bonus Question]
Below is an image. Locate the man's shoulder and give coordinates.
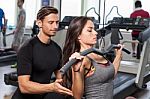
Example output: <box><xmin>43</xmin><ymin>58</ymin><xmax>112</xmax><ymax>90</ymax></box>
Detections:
<box><xmin>0</xmin><ymin>8</ymin><xmax>4</xmax><ymax>13</ymax></box>
<box><xmin>51</xmin><ymin>40</ymin><xmax>62</xmax><ymax>50</ymax></box>
<box><xmin>19</xmin><ymin>8</ymin><xmax>26</xmax><ymax>15</ymax></box>
<box><xmin>130</xmin><ymin>9</ymin><xmax>149</xmax><ymax>17</ymax></box>
<box><xmin>140</xmin><ymin>9</ymin><xmax>149</xmax><ymax>13</ymax></box>
<box><xmin>21</xmin><ymin>37</ymin><xmax>37</xmax><ymax>48</ymax></box>
<box><xmin>136</xmin><ymin>9</ymin><xmax>149</xmax><ymax>14</ymax></box>
<box><xmin>0</xmin><ymin>8</ymin><xmax>3</xmax><ymax>11</ymax></box>
<box><xmin>18</xmin><ymin>37</ymin><xmax>38</xmax><ymax>54</ymax></box>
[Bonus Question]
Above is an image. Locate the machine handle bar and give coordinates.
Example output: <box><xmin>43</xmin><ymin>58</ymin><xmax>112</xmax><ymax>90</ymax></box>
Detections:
<box><xmin>60</xmin><ymin>45</ymin><xmax>130</xmax><ymax>75</ymax></box>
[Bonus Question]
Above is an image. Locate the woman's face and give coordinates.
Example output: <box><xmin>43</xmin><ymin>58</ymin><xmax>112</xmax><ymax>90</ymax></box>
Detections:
<box><xmin>78</xmin><ymin>20</ymin><xmax>98</xmax><ymax>47</ymax></box>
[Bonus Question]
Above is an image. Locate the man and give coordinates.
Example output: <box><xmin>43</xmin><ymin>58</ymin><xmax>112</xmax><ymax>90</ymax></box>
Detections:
<box><xmin>11</xmin><ymin>6</ymin><xmax>72</xmax><ymax>99</ymax></box>
<box><xmin>130</xmin><ymin>0</ymin><xmax>149</xmax><ymax>57</ymax></box>
<box><xmin>11</xmin><ymin>0</ymin><xmax>26</xmax><ymax>68</ymax></box>
<box><xmin>0</xmin><ymin>8</ymin><xmax>7</xmax><ymax>47</ymax></box>
<box><xmin>12</xmin><ymin>0</ymin><xmax>26</xmax><ymax>52</ymax></box>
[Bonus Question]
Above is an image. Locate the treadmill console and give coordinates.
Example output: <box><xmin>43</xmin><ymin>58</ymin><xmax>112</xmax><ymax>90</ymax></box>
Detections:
<box><xmin>107</xmin><ymin>17</ymin><xmax>150</xmax><ymax>30</ymax></box>
<box><xmin>59</xmin><ymin>16</ymin><xmax>99</xmax><ymax>29</ymax></box>
<box><xmin>109</xmin><ymin>17</ymin><xmax>134</xmax><ymax>25</ymax></box>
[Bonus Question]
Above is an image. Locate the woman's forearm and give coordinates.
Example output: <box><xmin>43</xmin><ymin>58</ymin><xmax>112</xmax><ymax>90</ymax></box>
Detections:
<box><xmin>113</xmin><ymin>55</ymin><xmax>122</xmax><ymax>76</ymax></box>
<box><xmin>72</xmin><ymin>70</ymin><xmax>84</xmax><ymax>99</ymax></box>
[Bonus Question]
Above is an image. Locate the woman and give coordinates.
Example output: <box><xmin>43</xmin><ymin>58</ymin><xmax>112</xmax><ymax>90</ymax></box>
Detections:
<box><xmin>63</xmin><ymin>16</ymin><xmax>123</xmax><ymax>99</ymax></box>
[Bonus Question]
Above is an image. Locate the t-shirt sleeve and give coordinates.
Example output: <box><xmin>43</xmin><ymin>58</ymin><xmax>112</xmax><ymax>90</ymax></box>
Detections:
<box><xmin>20</xmin><ymin>10</ymin><xmax>25</xmax><ymax>17</ymax></box>
<box><xmin>146</xmin><ymin>12</ymin><xmax>150</xmax><ymax>17</ymax></box>
<box><xmin>57</xmin><ymin>52</ymin><xmax>62</xmax><ymax>70</ymax></box>
<box><xmin>55</xmin><ymin>46</ymin><xmax>62</xmax><ymax>70</ymax></box>
<box><xmin>130</xmin><ymin>13</ymin><xmax>133</xmax><ymax>18</ymax></box>
<box><xmin>17</xmin><ymin>43</ymin><xmax>33</xmax><ymax>76</ymax></box>
<box><xmin>2</xmin><ymin>10</ymin><xmax>4</xmax><ymax>17</ymax></box>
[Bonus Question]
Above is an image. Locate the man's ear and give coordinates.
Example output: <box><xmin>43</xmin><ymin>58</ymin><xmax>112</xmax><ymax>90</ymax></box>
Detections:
<box><xmin>36</xmin><ymin>20</ymin><xmax>42</xmax><ymax>28</ymax></box>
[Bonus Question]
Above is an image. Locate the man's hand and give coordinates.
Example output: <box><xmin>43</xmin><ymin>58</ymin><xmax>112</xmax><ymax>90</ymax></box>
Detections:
<box><xmin>2</xmin><ymin>25</ymin><xmax>6</xmax><ymax>33</ymax></box>
<box><xmin>52</xmin><ymin>79</ymin><xmax>73</xmax><ymax>96</ymax></box>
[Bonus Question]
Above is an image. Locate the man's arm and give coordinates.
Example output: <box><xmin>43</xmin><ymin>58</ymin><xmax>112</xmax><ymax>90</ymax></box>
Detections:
<box><xmin>2</xmin><ymin>14</ymin><xmax>7</xmax><ymax>31</ymax></box>
<box><xmin>18</xmin><ymin>75</ymin><xmax>72</xmax><ymax>95</ymax></box>
<box><xmin>14</xmin><ymin>14</ymin><xmax>25</xmax><ymax>33</ymax></box>
<box><xmin>17</xmin><ymin>47</ymin><xmax>72</xmax><ymax>95</ymax></box>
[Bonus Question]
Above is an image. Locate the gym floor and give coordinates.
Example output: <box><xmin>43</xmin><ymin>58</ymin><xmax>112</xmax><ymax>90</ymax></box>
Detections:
<box><xmin>0</xmin><ymin>30</ymin><xmax>150</xmax><ymax>99</ymax></box>
<box><xmin>0</xmin><ymin>58</ymin><xmax>150</xmax><ymax>99</ymax></box>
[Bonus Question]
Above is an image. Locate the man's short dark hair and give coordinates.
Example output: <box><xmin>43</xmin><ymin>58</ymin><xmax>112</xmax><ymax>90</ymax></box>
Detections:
<box><xmin>37</xmin><ymin>6</ymin><xmax>58</xmax><ymax>21</ymax></box>
<box><xmin>135</xmin><ymin>1</ymin><xmax>142</xmax><ymax>8</ymax></box>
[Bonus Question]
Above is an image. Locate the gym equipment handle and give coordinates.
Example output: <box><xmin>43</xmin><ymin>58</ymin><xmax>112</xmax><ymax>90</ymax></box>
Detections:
<box><xmin>60</xmin><ymin>45</ymin><xmax>130</xmax><ymax>76</ymax></box>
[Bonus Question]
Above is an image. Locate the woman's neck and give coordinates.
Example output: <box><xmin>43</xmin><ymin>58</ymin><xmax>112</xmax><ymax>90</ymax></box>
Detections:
<box><xmin>80</xmin><ymin>44</ymin><xmax>93</xmax><ymax>52</ymax></box>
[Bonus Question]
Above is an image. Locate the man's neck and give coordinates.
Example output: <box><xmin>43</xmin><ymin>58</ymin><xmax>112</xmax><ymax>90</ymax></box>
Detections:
<box><xmin>37</xmin><ymin>33</ymin><xmax>51</xmax><ymax>44</ymax></box>
<box><xmin>135</xmin><ymin>7</ymin><xmax>142</xmax><ymax>11</ymax></box>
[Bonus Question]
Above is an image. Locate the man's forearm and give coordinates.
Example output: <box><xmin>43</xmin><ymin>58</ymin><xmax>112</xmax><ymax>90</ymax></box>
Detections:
<box><xmin>19</xmin><ymin>80</ymin><xmax>54</xmax><ymax>94</ymax></box>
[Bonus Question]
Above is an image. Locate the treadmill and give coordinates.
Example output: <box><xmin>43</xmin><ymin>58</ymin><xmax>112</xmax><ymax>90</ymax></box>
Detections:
<box><xmin>114</xmin><ymin>28</ymin><xmax>150</xmax><ymax>99</ymax></box>
<box><xmin>114</xmin><ymin>72</ymin><xmax>150</xmax><ymax>99</ymax></box>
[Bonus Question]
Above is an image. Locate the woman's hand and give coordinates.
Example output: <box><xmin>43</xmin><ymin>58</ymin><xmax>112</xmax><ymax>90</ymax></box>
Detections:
<box><xmin>114</xmin><ymin>44</ymin><xmax>124</xmax><ymax>58</ymax></box>
<box><xmin>69</xmin><ymin>52</ymin><xmax>84</xmax><ymax>72</ymax></box>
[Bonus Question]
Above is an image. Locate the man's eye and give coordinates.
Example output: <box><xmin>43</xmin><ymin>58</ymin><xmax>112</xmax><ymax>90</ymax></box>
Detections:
<box><xmin>56</xmin><ymin>21</ymin><xmax>59</xmax><ymax>24</ymax></box>
<box><xmin>48</xmin><ymin>22</ymin><xmax>53</xmax><ymax>24</ymax></box>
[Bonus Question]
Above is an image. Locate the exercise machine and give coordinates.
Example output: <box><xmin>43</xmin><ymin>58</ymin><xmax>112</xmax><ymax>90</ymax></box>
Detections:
<box><xmin>114</xmin><ymin>37</ymin><xmax>150</xmax><ymax>99</ymax></box>
<box><xmin>103</xmin><ymin>17</ymin><xmax>150</xmax><ymax>98</ymax></box>
<box><xmin>0</xmin><ymin>47</ymin><xmax>16</xmax><ymax>63</ymax></box>
<box><xmin>4</xmin><ymin>17</ymin><xmax>150</xmax><ymax>99</ymax></box>
<box><xmin>4</xmin><ymin>44</ymin><xmax>130</xmax><ymax>87</ymax></box>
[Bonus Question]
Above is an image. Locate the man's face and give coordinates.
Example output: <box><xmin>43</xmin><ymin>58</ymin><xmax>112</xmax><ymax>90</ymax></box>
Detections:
<box><xmin>17</xmin><ymin>0</ymin><xmax>23</xmax><ymax>8</ymax></box>
<box><xmin>40</xmin><ymin>13</ymin><xmax>59</xmax><ymax>37</ymax></box>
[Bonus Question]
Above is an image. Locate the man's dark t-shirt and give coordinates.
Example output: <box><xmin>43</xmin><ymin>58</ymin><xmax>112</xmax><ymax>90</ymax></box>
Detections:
<box><xmin>12</xmin><ymin>36</ymin><xmax>64</xmax><ymax>99</ymax></box>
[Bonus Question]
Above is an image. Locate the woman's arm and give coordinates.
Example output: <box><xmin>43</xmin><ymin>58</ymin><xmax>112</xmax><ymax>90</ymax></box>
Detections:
<box><xmin>113</xmin><ymin>44</ymin><xmax>124</xmax><ymax>76</ymax></box>
<box><xmin>69</xmin><ymin>52</ymin><xmax>91</xmax><ymax>99</ymax></box>
<box><xmin>113</xmin><ymin>54</ymin><xmax>122</xmax><ymax>75</ymax></box>
<box><xmin>71</xmin><ymin>61</ymin><xmax>84</xmax><ymax>99</ymax></box>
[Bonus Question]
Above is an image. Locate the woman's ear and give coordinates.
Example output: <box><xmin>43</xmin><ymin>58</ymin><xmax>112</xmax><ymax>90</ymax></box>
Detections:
<box><xmin>78</xmin><ymin>35</ymin><xmax>81</xmax><ymax>40</ymax></box>
<box><xmin>36</xmin><ymin>20</ymin><xmax>42</xmax><ymax>28</ymax></box>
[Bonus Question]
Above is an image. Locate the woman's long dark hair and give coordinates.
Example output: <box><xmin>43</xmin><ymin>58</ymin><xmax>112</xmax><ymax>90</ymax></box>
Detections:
<box><xmin>62</xmin><ymin>16</ymin><xmax>93</xmax><ymax>89</ymax></box>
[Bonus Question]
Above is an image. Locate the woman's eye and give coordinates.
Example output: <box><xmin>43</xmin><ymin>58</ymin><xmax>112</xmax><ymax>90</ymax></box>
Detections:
<box><xmin>87</xmin><ymin>30</ymin><xmax>92</xmax><ymax>32</ymax></box>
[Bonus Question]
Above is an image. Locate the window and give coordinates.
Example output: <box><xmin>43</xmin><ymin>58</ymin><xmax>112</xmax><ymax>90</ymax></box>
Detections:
<box><xmin>84</xmin><ymin>0</ymin><xmax>134</xmax><ymax>24</ymax></box>
<box><xmin>83</xmin><ymin>0</ymin><xmax>100</xmax><ymax>22</ymax></box>
<box><xmin>0</xmin><ymin>0</ymin><xmax>41</xmax><ymax>27</ymax></box>
<box><xmin>104</xmin><ymin>0</ymin><xmax>133</xmax><ymax>23</ymax></box>
<box><xmin>24</xmin><ymin>0</ymin><xmax>41</xmax><ymax>27</ymax></box>
<box><xmin>61</xmin><ymin>0</ymin><xmax>81</xmax><ymax>21</ymax></box>
<box><xmin>142</xmin><ymin>0</ymin><xmax>150</xmax><ymax>14</ymax></box>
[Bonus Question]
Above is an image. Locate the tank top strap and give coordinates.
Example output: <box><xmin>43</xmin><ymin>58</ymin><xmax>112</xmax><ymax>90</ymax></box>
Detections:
<box><xmin>84</xmin><ymin>56</ymin><xmax>94</xmax><ymax>76</ymax></box>
<box><xmin>86</xmin><ymin>55</ymin><xmax>110</xmax><ymax>67</ymax></box>
<box><xmin>85</xmin><ymin>56</ymin><xmax>94</xmax><ymax>62</ymax></box>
